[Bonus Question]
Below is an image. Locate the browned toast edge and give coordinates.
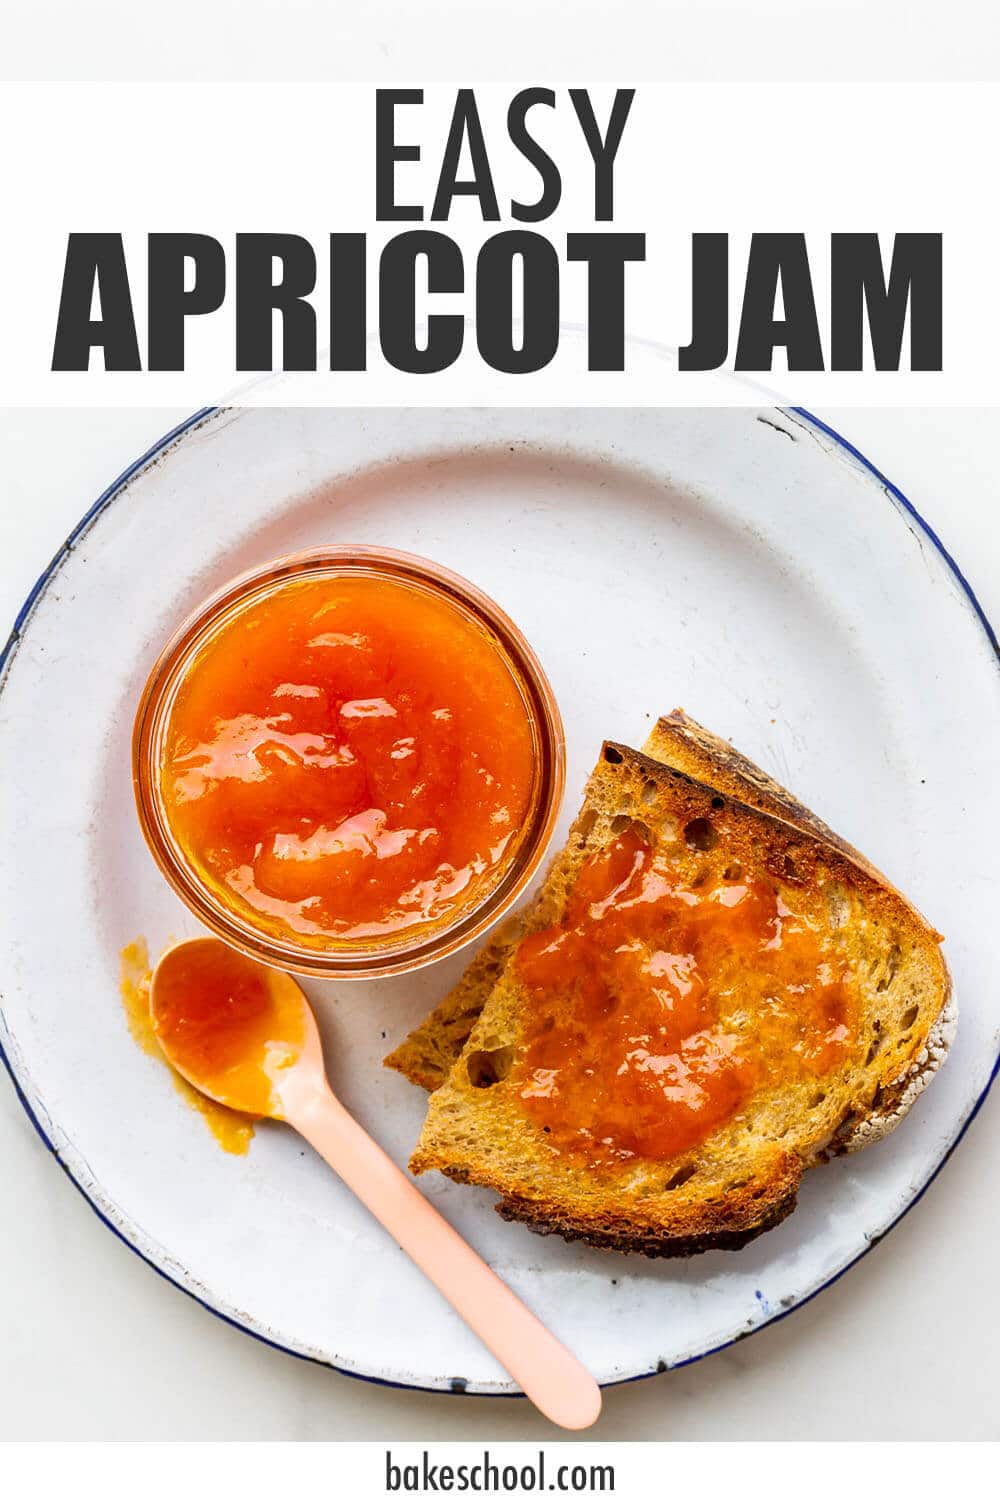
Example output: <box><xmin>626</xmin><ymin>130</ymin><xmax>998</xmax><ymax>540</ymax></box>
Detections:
<box><xmin>408</xmin><ymin>740</ymin><xmax>954</xmax><ymax>1255</ymax></box>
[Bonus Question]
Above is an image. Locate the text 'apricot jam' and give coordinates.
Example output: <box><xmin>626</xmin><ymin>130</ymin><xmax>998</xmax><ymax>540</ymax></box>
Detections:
<box><xmin>512</xmin><ymin>826</ymin><xmax>857</xmax><ymax>1164</ymax></box>
<box><xmin>157</xmin><ymin>571</ymin><xmax>538</xmax><ymax>951</ymax></box>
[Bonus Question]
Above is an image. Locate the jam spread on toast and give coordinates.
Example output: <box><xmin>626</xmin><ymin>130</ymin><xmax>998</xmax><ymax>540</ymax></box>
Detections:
<box><xmin>160</xmin><ymin>574</ymin><xmax>536</xmax><ymax>947</ymax></box>
<box><xmin>514</xmin><ymin>826</ymin><xmax>856</xmax><ymax>1163</ymax></box>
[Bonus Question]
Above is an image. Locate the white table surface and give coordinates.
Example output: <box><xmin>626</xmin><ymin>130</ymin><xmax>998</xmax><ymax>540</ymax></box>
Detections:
<box><xmin>1</xmin><ymin>407</ymin><xmax>998</xmax><ymax>1441</ymax></box>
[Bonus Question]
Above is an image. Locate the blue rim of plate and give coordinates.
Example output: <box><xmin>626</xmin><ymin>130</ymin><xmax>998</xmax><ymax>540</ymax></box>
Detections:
<box><xmin>1</xmin><ymin>404</ymin><xmax>998</xmax><ymax>1399</ymax></box>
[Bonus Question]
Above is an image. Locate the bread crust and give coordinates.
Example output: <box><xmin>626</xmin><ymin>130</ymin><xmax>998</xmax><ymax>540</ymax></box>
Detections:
<box><xmin>494</xmin><ymin>1187</ymin><xmax>799</xmax><ymax>1258</ymax></box>
<box><xmin>404</xmin><ymin>731</ymin><xmax>953</xmax><ymax>1256</ymax></box>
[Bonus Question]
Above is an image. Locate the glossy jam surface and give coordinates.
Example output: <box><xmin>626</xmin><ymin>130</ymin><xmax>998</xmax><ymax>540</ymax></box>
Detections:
<box><xmin>513</xmin><ymin>827</ymin><xmax>856</xmax><ymax>1164</ymax></box>
<box><xmin>160</xmin><ymin>573</ymin><xmax>537</xmax><ymax>949</ymax></box>
<box><xmin>150</xmin><ymin>941</ymin><xmax>305</xmax><ymax>1117</ymax></box>
<box><xmin>119</xmin><ymin>940</ymin><xmax>255</xmax><ymax>1154</ymax></box>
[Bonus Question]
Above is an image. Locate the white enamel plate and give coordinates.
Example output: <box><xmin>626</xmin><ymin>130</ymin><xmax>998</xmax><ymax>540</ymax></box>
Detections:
<box><xmin>1</xmin><ymin>407</ymin><xmax>998</xmax><ymax>1393</ymax></box>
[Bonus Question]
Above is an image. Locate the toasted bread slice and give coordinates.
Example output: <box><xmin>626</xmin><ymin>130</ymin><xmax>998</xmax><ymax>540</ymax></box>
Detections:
<box><xmin>407</xmin><ymin>741</ymin><xmax>953</xmax><ymax>1257</ymax></box>
<box><xmin>643</xmin><ymin>711</ymin><xmax>888</xmax><ymax>885</ymax></box>
<box><xmin>385</xmin><ymin>709</ymin><xmax>908</xmax><ymax>1091</ymax></box>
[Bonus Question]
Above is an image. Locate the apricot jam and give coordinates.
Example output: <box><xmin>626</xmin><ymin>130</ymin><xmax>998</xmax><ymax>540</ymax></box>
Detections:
<box><xmin>150</xmin><ymin>940</ymin><xmax>304</xmax><ymax>1116</ymax></box>
<box><xmin>119</xmin><ymin>939</ymin><xmax>256</xmax><ymax>1153</ymax></box>
<box><xmin>157</xmin><ymin>572</ymin><xmax>537</xmax><ymax>950</ymax></box>
<box><xmin>513</xmin><ymin>826</ymin><xmax>856</xmax><ymax>1164</ymax></box>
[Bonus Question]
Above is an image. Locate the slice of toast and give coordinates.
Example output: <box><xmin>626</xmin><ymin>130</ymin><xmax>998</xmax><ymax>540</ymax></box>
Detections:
<box><xmin>406</xmin><ymin>738</ymin><xmax>953</xmax><ymax>1257</ymax></box>
<box><xmin>385</xmin><ymin>709</ymin><xmax>901</xmax><ymax>1091</ymax></box>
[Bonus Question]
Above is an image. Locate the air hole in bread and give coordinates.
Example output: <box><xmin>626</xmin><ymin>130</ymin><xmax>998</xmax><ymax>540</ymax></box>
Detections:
<box><xmin>466</xmin><ymin>1046</ymin><xmax>515</xmax><ymax>1089</ymax></box>
<box><xmin>641</xmin><ymin>779</ymin><xmax>658</xmax><ymax>806</ymax></box>
<box><xmin>809</xmin><ymin>1091</ymin><xmax>826</xmax><ymax>1108</ymax></box>
<box><xmin>900</xmin><ymin>1004</ymin><xmax>919</xmax><ymax>1030</ymax></box>
<box><xmin>711</xmin><ymin>795</ymin><xmax>725</xmax><ymax>810</ymax></box>
<box><xmin>782</xmin><ymin>854</ymin><xmax>802</xmax><ymax>883</ymax></box>
<box><xmin>576</xmin><ymin>809</ymin><xmax>598</xmax><ymax>844</ymax></box>
<box><xmin>684</xmin><ymin>817</ymin><xmax>718</xmax><ymax>852</ymax></box>
<box><xmin>664</xmin><ymin>1163</ymin><xmax>697</xmax><ymax>1191</ymax></box>
<box><xmin>604</xmin><ymin>746</ymin><xmax>624</xmax><ymax>765</ymax></box>
<box><xmin>872</xmin><ymin>1084</ymin><xmax>884</xmax><ymax>1107</ymax></box>
<box><xmin>876</xmin><ymin>945</ymin><xmax>901</xmax><ymax>993</ymax></box>
<box><xmin>865</xmin><ymin>1038</ymin><xmax>881</xmax><ymax>1065</ymax></box>
<box><xmin>723</xmin><ymin>862</ymin><xmax>743</xmax><ymax>881</ymax></box>
<box><xmin>610</xmin><ymin>814</ymin><xmax>632</xmax><ymax>834</ymax></box>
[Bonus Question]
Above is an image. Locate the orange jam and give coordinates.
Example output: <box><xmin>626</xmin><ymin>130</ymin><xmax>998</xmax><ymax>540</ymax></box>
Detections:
<box><xmin>159</xmin><ymin>573</ymin><xmax>537</xmax><ymax>948</ymax></box>
<box><xmin>513</xmin><ymin>827</ymin><xmax>856</xmax><ymax>1164</ymax></box>
<box><xmin>150</xmin><ymin>940</ymin><xmax>304</xmax><ymax>1116</ymax></box>
<box><xmin>119</xmin><ymin>939</ymin><xmax>255</xmax><ymax>1153</ymax></box>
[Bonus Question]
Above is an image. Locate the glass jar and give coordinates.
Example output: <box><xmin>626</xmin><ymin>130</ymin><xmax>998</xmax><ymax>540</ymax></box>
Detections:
<box><xmin>133</xmin><ymin>546</ymin><xmax>565</xmax><ymax>978</ymax></box>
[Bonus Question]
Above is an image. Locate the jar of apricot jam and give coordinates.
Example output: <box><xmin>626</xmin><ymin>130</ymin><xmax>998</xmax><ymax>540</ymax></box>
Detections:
<box><xmin>133</xmin><ymin>547</ymin><xmax>564</xmax><ymax>978</ymax></box>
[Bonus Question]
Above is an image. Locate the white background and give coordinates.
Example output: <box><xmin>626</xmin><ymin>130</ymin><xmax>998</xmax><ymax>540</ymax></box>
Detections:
<box><xmin>1</xmin><ymin>406</ymin><xmax>998</xmax><ymax>1441</ymax></box>
<box><xmin>3</xmin><ymin>0</ymin><xmax>1000</xmax><ymax>1449</ymax></box>
<box><xmin>3</xmin><ymin>0</ymin><xmax>998</xmax><ymax>83</ymax></box>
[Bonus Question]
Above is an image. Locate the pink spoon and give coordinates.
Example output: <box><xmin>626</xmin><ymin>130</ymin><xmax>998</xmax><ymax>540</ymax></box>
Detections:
<box><xmin>149</xmin><ymin>937</ymin><xmax>602</xmax><ymax>1430</ymax></box>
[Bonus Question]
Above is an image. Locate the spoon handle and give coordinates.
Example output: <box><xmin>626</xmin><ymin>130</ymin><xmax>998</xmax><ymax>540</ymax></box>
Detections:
<box><xmin>283</xmin><ymin>1086</ymin><xmax>602</xmax><ymax>1430</ymax></box>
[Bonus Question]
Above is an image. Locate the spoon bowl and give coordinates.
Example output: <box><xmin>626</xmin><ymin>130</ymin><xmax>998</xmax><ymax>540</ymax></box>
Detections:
<box><xmin>149</xmin><ymin>937</ymin><xmax>602</xmax><ymax>1430</ymax></box>
<box><xmin>150</xmin><ymin>937</ymin><xmax>317</xmax><ymax>1118</ymax></box>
